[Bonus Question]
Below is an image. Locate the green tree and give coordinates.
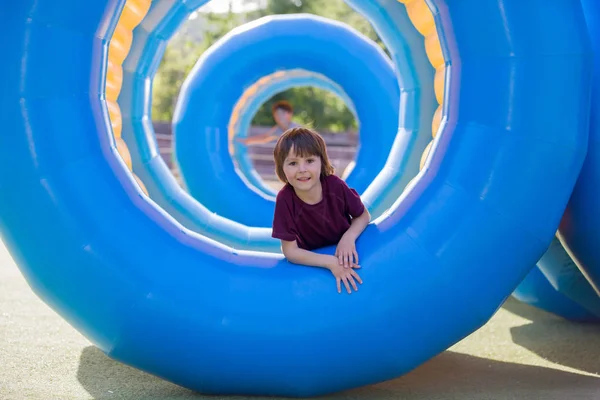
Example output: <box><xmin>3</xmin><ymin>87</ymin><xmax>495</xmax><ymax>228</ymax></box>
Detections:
<box><xmin>151</xmin><ymin>40</ymin><xmax>205</xmax><ymax>121</ymax></box>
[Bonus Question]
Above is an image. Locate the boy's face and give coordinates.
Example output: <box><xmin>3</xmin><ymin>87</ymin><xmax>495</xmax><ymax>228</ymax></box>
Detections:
<box><xmin>282</xmin><ymin>147</ymin><xmax>322</xmax><ymax>194</ymax></box>
<box><xmin>274</xmin><ymin>108</ymin><xmax>292</xmax><ymax>127</ymax></box>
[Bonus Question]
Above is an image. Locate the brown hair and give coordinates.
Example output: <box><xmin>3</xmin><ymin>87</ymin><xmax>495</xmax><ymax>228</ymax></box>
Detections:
<box><xmin>271</xmin><ymin>100</ymin><xmax>293</xmax><ymax>114</ymax></box>
<box><xmin>273</xmin><ymin>127</ymin><xmax>335</xmax><ymax>183</ymax></box>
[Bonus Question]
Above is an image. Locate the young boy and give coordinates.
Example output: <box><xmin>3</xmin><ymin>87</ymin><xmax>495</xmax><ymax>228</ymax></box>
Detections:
<box><xmin>271</xmin><ymin>127</ymin><xmax>371</xmax><ymax>294</ymax></box>
<box><xmin>237</xmin><ymin>100</ymin><xmax>299</xmax><ymax>145</ymax></box>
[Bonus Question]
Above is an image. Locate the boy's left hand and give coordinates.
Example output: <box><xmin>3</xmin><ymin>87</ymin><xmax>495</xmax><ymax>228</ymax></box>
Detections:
<box><xmin>335</xmin><ymin>234</ymin><xmax>358</xmax><ymax>269</ymax></box>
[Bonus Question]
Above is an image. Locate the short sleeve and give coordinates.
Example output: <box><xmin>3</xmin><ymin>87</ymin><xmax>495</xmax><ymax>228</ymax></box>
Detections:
<box><xmin>271</xmin><ymin>189</ymin><xmax>298</xmax><ymax>241</ymax></box>
<box><xmin>341</xmin><ymin>181</ymin><xmax>365</xmax><ymax>218</ymax></box>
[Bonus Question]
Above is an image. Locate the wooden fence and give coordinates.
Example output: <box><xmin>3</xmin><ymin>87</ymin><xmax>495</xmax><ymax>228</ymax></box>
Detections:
<box><xmin>153</xmin><ymin>122</ymin><xmax>358</xmax><ymax>183</ymax></box>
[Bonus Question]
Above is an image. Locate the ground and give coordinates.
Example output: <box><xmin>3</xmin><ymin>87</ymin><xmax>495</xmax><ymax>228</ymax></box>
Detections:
<box><xmin>1</xmin><ymin>239</ymin><xmax>599</xmax><ymax>400</ymax></box>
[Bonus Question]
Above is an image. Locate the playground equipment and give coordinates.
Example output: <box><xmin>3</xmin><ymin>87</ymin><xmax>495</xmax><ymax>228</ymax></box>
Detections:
<box><xmin>1</xmin><ymin>0</ymin><xmax>599</xmax><ymax>397</ymax></box>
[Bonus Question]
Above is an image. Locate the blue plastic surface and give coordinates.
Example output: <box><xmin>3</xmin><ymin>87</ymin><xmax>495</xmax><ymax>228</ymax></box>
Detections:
<box><xmin>174</xmin><ymin>14</ymin><xmax>400</xmax><ymax>227</ymax></box>
<box><xmin>0</xmin><ymin>0</ymin><xmax>595</xmax><ymax>398</ymax></box>
<box><xmin>512</xmin><ymin>266</ymin><xmax>599</xmax><ymax>322</ymax></box>
<box><xmin>120</xmin><ymin>0</ymin><xmax>280</xmax><ymax>252</ymax></box>
<box><xmin>525</xmin><ymin>238</ymin><xmax>600</xmax><ymax>319</ymax></box>
<box><xmin>512</xmin><ymin>0</ymin><xmax>600</xmax><ymax>318</ymax></box>
<box><xmin>120</xmin><ymin>0</ymin><xmax>432</xmax><ymax>248</ymax></box>
<box><xmin>345</xmin><ymin>0</ymin><xmax>436</xmax><ymax>218</ymax></box>
<box><xmin>558</xmin><ymin>0</ymin><xmax>600</xmax><ymax>294</ymax></box>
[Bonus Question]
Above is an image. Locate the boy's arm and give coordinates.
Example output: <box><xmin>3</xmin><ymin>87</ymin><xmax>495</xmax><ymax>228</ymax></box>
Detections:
<box><xmin>237</xmin><ymin>126</ymin><xmax>279</xmax><ymax>145</ymax></box>
<box><xmin>335</xmin><ymin>208</ymin><xmax>370</xmax><ymax>268</ymax></box>
<box><xmin>281</xmin><ymin>240</ymin><xmax>336</xmax><ymax>269</ymax></box>
<box><xmin>342</xmin><ymin>208</ymin><xmax>371</xmax><ymax>241</ymax></box>
<box><xmin>281</xmin><ymin>239</ymin><xmax>363</xmax><ymax>294</ymax></box>
<box><xmin>243</xmin><ymin>134</ymin><xmax>278</xmax><ymax>145</ymax></box>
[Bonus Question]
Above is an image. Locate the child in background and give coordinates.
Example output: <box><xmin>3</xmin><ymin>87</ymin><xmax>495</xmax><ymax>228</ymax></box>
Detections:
<box><xmin>237</xmin><ymin>100</ymin><xmax>298</xmax><ymax>145</ymax></box>
<box><xmin>271</xmin><ymin>127</ymin><xmax>371</xmax><ymax>294</ymax></box>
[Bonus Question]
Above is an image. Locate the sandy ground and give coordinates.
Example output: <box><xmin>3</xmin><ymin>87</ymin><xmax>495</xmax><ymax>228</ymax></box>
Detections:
<box><xmin>1</xmin><ymin>239</ymin><xmax>599</xmax><ymax>400</ymax></box>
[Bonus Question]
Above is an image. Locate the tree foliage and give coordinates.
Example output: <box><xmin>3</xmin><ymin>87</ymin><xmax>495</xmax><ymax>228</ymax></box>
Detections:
<box><xmin>151</xmin><ymin>0</ymin><xmax>387</xmax><ymax>132</ymax></box>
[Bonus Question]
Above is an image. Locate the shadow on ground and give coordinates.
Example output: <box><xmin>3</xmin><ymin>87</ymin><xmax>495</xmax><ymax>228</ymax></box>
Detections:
<box><xmin>77</xmin><ymin>340</ymin><xmax>600</xmax><ymax>400</ymax></box>
<box><xmin>503</xmin><ymin>296</ymin><xmax>600</xmax><ymax>377</ymax></box>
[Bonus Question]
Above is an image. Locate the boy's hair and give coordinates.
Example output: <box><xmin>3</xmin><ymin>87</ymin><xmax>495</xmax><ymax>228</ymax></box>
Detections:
<box><xmin>273</xmin><ymin>127</ymin><xmax>335</xmax><ymax>183</ymax></box>
<box><xmin>271</xmin><ymin>100</ymin><xmax>293</xmax><ymax>114</ymax></box>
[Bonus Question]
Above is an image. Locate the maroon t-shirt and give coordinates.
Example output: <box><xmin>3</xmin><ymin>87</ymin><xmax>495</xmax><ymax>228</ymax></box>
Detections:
<box><xmin>272</xmin><ymin>174</ymin><xmax>365</xmax><ymax>250</ymax></box>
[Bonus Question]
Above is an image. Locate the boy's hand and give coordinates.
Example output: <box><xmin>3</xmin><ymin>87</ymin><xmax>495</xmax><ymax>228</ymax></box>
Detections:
<box><xmin>326</xmin><ymin>256</ymin><xmax>362</xmax><ymax>294</ymax></box>
<box><xmin>335</xmin><ymin>234</ymin><xmax>359</xmax><ymax>269</ymax></box>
